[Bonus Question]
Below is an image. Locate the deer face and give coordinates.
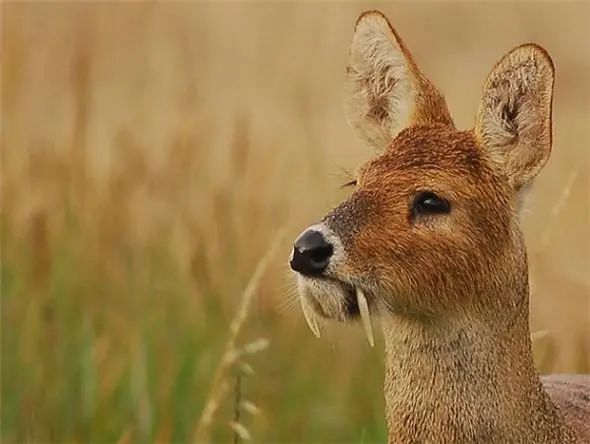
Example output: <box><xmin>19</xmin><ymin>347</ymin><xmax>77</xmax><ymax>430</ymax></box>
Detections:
<box><xmin>290</xmin><ymin>11</ymin><xmax>554</xmax><ymax>341</ymax></box>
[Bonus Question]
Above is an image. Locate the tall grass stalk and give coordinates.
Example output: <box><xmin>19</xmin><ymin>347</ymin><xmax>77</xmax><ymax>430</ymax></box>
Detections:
<box><xmin>193</xmin><ymin>227</ymin><xmax>286</xmax><ymax>442</ymax></box>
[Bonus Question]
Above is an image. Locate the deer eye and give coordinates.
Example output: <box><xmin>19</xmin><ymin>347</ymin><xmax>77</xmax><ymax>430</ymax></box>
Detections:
<box><xmin>412</xmin><ymin>191</ymin><xmax>451</xmax><ymax>218</ymax></box>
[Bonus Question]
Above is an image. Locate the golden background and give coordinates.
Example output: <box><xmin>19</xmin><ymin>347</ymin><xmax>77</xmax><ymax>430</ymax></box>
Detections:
<box><xmin>2</xmin><ymin>2</ymin><xmax>589</xmax><ymax>442</ymax></box>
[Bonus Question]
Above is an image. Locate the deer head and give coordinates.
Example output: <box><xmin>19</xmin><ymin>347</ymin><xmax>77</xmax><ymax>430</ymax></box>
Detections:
<box><xmin>289</xmin><ymin>10</ymin><xmax>554</xmax><ymax>344</ymax></box>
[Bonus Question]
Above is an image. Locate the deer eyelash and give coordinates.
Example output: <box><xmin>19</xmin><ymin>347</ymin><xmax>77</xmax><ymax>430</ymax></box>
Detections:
<box><xmin>341</xmin><ymin>179</ymin><xmax>358</xmax><ymax>189</ymax></box>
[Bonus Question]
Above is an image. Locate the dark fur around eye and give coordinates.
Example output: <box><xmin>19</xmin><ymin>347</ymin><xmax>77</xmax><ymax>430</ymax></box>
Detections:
<box><xmin>412</xmin><ymin>191</ymin><xmax>451</xmax><ymax>218</ymax></box>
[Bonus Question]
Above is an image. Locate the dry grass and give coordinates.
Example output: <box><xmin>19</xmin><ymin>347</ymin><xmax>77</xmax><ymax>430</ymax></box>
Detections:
<box><xmin>194</xmin><ymin>227</ymin><xmax>284</xmax><ymax>442</ymax></box>
<box><xmin>2</xmin><ymin>2</ymin><xmax>589</xmax><ymax>443</ymax></box>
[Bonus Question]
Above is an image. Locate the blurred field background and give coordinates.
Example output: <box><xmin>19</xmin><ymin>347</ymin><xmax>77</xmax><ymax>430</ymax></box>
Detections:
<box><xmin>2</xmin><ymin>2</ymin><xmax>589</xmax><ymax>443</ymax></box>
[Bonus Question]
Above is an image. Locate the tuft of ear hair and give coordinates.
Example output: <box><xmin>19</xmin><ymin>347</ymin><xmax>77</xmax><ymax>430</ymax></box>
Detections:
<box><xmin>345</xmin><ymin>11</ymin><xmax>453</xmax><ymax>151</ymax></box>
<box><xmin>475</xmin><ymin>44</ymin><xmax>554</xmax><ymax>190</ymax></box>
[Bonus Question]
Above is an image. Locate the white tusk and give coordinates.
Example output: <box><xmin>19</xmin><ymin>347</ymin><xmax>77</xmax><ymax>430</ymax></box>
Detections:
<box><xmin>356</xmin><ymin>288</ymin><xmax>374</xmax><ymax>347</ymax></box>
<box><xmin>301</xmin><ymin>292</ymin><xmax>321</xmax><ymax>338</ymax></box>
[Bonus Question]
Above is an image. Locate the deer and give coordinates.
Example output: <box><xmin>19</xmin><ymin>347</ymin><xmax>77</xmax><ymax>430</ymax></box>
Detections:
<box><xmin>289</xmin><ymin>10</ymin><xmax>590</xmax><ymax>444</ymax></box>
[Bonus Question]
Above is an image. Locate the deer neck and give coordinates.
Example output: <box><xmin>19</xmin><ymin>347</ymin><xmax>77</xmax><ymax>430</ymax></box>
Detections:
<box><xmin>381</xmin><ymin>289</ymin><xmax>571</xmax><ymax>443</ymax></box>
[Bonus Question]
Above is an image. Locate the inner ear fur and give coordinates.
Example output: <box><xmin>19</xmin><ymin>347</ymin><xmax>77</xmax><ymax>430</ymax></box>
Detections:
<box><xmin>475</xmin><ymin>44</ymin><xmax>555</xmax><ymax>190</ymax></box>
<box><xmin>345</xmin><ymin>11</ymin><xmax>453</xmax><ymax>151</ymax></box>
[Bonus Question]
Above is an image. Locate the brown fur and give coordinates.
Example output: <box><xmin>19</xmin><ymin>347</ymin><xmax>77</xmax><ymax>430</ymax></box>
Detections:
<box><xmin>293</xmin><ymin>10</ymin><xmax>590</xmax><ymax>444</ymax></box>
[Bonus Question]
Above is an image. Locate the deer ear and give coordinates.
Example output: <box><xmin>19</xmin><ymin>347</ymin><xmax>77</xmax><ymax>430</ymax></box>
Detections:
<box><xmin>475</xmin><ymin>44</ymin><xmax>554</xmax><ymax>190</ymax></box>
<box><xmin>345</xmin><ymin>11</ymin><xmax>453</xmax><ymax>151</ymax></box>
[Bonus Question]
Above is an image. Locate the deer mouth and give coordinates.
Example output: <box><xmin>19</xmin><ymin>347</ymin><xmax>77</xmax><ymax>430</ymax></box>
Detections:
<box><xmin>296</xmin><ymin>275</ymin><xmax>375</xmax><ymax>347</ymax></box>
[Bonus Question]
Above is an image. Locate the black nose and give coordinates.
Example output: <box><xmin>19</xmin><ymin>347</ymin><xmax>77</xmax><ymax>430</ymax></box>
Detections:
<box><xmin>290</xmin><ymin>230</ymin><xmax>333</xmax><ymax>276</ymax></box>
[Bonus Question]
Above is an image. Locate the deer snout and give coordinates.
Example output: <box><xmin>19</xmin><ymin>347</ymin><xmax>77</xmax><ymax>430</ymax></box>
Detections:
<box><xmin>290</xmin><ymin>230</ymin><xmax>334</xmax><ymax>276</ymax></box>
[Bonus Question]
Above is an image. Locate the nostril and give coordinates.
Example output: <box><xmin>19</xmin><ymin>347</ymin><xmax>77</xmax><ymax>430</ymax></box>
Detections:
<box><xmin>309</xmin><ymin>245</ymin><xmax>333</xmax><ymax>263</ymax></box>
<box><xmin>290</xmin><ymin>230</ymin><xmax>334</xmax><ymax>276</ymax></box>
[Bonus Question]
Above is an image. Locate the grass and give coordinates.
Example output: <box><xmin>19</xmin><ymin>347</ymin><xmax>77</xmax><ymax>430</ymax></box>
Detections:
<box><xmin>194</xmin><ymin>227</ymin><xmax>284</xmax><ymax>442</ymax></box>
<box><xmin>1</xmin><ymin>2</ymin><xmax>589</xmax><ymax>443</ymax></box>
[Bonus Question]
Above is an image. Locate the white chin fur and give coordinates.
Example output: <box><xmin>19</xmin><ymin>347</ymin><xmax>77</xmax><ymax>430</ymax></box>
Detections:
<box><xmin>296</xmin><ymin>275</ymin><xmax>348</xmax><ymax>320</ymax></box>
<box><xmin>296</xmin><ymin>275</ymin><xmax>375</xmax><ymax>347</ymax></box>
